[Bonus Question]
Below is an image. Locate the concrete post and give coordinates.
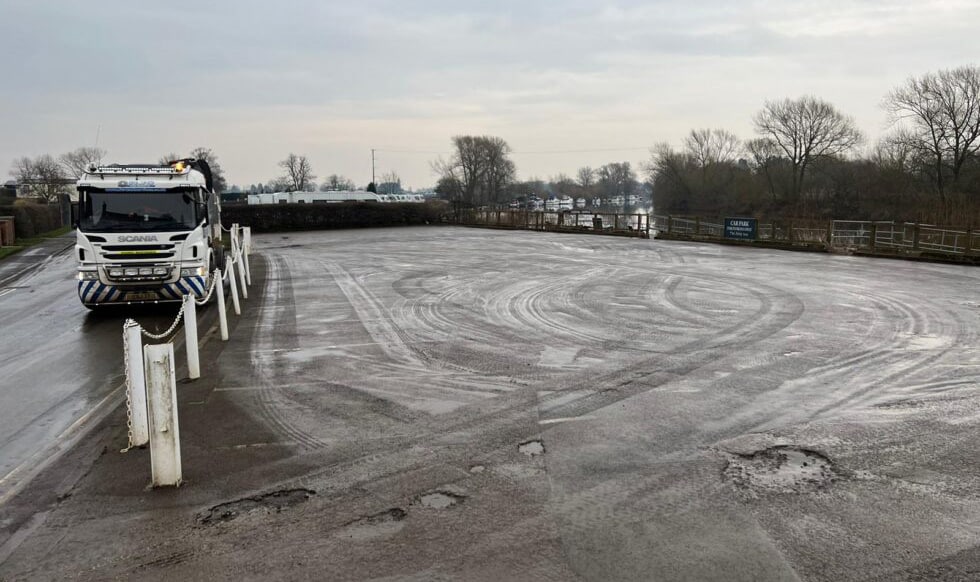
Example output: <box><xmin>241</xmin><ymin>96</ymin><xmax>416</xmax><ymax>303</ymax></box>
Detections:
<box><xmin>144</xmin><ymin>343</ymin><xmax>182</xmax><ymax>487</ymax></box>
<box><xmin>215</xmin><ymin>269</ymin><xmax>229</xmax><ymax>341</ymax></box>
<box><xmin>226</xmin><ymin>255</ymin><xmax>241</xmax><ymax>316</ymax></box>
<box><xmin>124</xmin><ymin>321</ymin><xmax>149</xmax><ymax>447</ymax></box>
<box><xmin>869</xmin><ymin>223</ymin><xmax>878</xmax><ymax>250</ymax></box>
<box><xmin>965</xmin><ymin>229</ymin><xmax>973</xmax><ymax>255</ymax></box>
<box><xmin>912</xmin><ymin>223</ymin><xmax>921</xmax><ymax>250</ymax></box>
<box><xmin>243</xmin><ymin>227</ymin><xmax>252</xmax><ymax>255</ymax></box>
<box><xmin>667</xmin><ymin>216</ymin><xmax>673</xmax><ymax>234</ymax></box>
<box><xmin>183</xmin><ymin>294</ymin><xmax>200</xmax><ymax>380</ymax></box>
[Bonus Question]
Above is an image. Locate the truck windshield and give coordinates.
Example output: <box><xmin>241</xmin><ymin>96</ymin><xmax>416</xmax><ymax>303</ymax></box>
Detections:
<box><xmin>78</xmin><ymin>188</ymin><xmax>200</xmax><ymax>233</ymax></box>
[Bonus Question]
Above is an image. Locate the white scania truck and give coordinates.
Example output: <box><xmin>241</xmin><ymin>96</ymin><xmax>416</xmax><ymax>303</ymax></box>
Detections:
<box><xmin>74</xmin><ymin>160</ymin><xmax>223</xmax><ymax>309</ymax></box>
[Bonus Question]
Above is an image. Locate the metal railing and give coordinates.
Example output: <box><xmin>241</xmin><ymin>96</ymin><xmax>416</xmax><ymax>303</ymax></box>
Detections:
<box><xmin>459</xmin><ymin>210</ymin><xmax>651</xmax><ymax>237</ymax></box>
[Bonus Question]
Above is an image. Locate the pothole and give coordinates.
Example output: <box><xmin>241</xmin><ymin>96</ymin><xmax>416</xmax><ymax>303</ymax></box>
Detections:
<box><xmin>336</xmin><ymin>508</ymin><xmax>407</xmax><ymax>540</ymax></box>
<box><xmin>519</xmin><ymin>439</ymin><xmax>545</xmax><ymax>457</ymax></box>
<box><xmin>197</xmin><ymin>488</ymin><xmax>315</xmax><ymax>525</ymax></box>
<box><xmin>723</xmin><ymin>446</ymin><xmax>839</xmax><ymax>494</ymax></box>
<box><xmin>416</xmin><ymin>491</ymin><xmax>465</xmax><ymax>509</ymax></box>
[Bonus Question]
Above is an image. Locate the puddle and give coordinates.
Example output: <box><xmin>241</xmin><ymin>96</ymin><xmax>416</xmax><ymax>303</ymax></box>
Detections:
<box><xmin>197</xmin><ymin>488</ymin><xmax>315</xmax><ymax>525</ymax></box>
<box><xmin>724</xmin><ymin>446</ymin><xmax>838</xmax><ymax>494</ymax></box>
<box><xmin>417</xmin><ymin>492</ymin><xmax>465</xmax><ymax>509</ymax></box>
<box><xmin>336</xmin><ymin>508</ymin><xmax>407</xmax><ymax>541</ymax></box>
<box><xmin>519</xmin><ymin>440</ymin><xmax>545</xmax><ymax>457</ymax></box>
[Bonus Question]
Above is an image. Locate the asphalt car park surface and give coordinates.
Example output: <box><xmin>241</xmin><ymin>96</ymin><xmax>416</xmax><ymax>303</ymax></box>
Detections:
<box><xmin>2</xmin><ymin>226</ymin><xmax>979</xmax><ymax>581</ymax></box>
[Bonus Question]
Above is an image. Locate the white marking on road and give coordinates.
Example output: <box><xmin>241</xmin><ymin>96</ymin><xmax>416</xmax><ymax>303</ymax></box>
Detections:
<box><xmin>539</xmin><ymin>416</ymin><xmax>597</xmax><ymax>425</ymax></box>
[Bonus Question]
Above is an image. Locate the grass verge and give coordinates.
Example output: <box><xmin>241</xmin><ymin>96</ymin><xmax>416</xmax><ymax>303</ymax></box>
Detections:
<box><xmin>0</xmin><ymin>226</ymin><xmax>72</xmax><ymax>262</ymax></box>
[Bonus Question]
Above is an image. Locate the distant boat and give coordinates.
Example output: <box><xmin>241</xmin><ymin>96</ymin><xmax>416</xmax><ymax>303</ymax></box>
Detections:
<box><xmin>575</xmin><ymin>197</ymin><xmax>586</xmax><ymax>209</ymax></box>
<box><xmin>558</xmin><ymin>195</ymin><xmax>573</xmax><ymax>211</ymax></box>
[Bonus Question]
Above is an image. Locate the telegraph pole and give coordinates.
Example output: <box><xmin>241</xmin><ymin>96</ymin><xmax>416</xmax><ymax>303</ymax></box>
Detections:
<box><xmin>371</xmin><ymin>149</ymin><xmax>376</xmax><ymax>186</ymax></box>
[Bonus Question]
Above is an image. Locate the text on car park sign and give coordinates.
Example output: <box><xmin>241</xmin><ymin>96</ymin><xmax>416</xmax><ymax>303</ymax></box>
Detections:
<box><xmin>724</xmin><ymin>218</ymin><xmax>758</xmax><ymax>240</ymax></box>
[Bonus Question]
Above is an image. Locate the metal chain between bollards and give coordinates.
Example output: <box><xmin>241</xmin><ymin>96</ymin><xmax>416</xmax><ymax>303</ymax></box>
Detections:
<box><xmin>139</xmin><ymin>301</ymin><xmax>186</xmax><ymax>341</ymax></box>
<box><xmin>194</xmin><ymin>270</ymin><xmax>220</xmax><ymax>306</ymax></box>
<box><xmin>121</xmin><ymin>319</ymin><xmax>137</xmax><ymax>452</ymax></box>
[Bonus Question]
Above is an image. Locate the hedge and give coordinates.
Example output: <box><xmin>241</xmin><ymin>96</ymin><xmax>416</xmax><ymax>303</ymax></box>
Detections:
<box><xmin>0</xmin><ymin>202</ymin><xmax>63</xmax><ymax>239</ymax></box>
<box><xmin>220</xmin><ymin>201</ymin><xmax>447</xmax><ymax>233</ymax></box>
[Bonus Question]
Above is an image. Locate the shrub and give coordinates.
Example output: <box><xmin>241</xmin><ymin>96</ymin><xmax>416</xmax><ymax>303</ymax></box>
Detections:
<box><xmin>0</xmin><ymin>201</ymin><xmax>63</xmax><ymax>238</ymax></box>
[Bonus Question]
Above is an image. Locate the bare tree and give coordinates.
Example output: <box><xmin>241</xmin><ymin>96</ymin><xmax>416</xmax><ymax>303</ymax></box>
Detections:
<box><xmin>684</xmin><ymin>128</ymin><xmax>740</xmax><ymax>168</ymax></box>
<box><xmin>189</xmin><ymin>147</ymin><xmax>228</xmax><ymax>192</ymax></box>
<box><xmin>550</xmin><ymin>173</ymin><xmax>575</xmax><ymax>196</ymax></box>
<box><xmin>278</xmin><ymin>154</ymin><xmax>316</xmax><ymax>192</ymax></box>
<box><xmin>753</xmin><ymin>96</ymin><xmax>863</xmax><ymax>201</ymax></box>
<box><xmin>378</xmin><ymin>171</ymin><xmax>402</xmax><ymax>195</ymax></box>
<box><xmin>885</xmin><ymin>65</ymin><xmax>980</xmax><ymax>213</ymax></box>
<box><xmin>159</xmin><ymin>153</ymin><xmax>181</xmax><ymax>164</ymax></box>
<box><xmin>59</xmin><ymin>147</ymin><xmax>106</xmax><ymax>179</ymax></box>
<box><xmin>320</xmin><ymin>174</ymin><xmax>355</xmax><ymax>191</ymax></box>
<box><xmin>576</xmin><ymin>167</ymin><xmax>595</xmax><ymax>189</ymax></box>
<box><xmin>432</xmin><ymin>135</ymin><xmax>515</xmax><ymax>206</ymax></box>
<box><xmin>10</xmin><ymin>155</ymin><xmax>69</xmax><ymax>203</ymax></box>
<box><xmin>744</xmin><ymin>138</ymin><xmax>783</xmax><ymax>201</ymax></box>
<box><xmin>481</xmin><ymin>137</ymin><xmax>516</xmax><ymax>206</ymax></box>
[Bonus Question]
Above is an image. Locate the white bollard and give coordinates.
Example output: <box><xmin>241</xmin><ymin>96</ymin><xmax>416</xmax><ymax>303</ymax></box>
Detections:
<box><xmin>226</xmin><ymin>255</ymin><xmax>241</xmax><ymax>315</ymax></box>
<box><xmin>215</xmin><ymin>269</ymin><xmax>229</xmax><ymax>341</ymax></box>
<box><xmin>243</xmin><ymin>248</ymin><xmax>252</xmax><ymax>287</ymax></box>
<box><xmin>124</xmin><ymin>321</ymin><xmax>149</xmax><ymax>447</ymax></box>
<box><xmin>183</xmin><ymin>294</ymin><xmax>200</xmax><ymax>380</ymax></box>
<box><xmin>144</xmin><ymin>343</ymin><xmax>182</xmax><ymax>487</ymax></box>
<box><xmin>237</xmin><ymin>250</ymin><xmax>248</xmax><ymax>300</ymax></box>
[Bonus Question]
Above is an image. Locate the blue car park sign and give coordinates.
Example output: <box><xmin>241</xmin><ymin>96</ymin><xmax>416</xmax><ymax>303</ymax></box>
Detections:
<box><xmin>724</xmin><ymin>217</ymin><xmax>758</xmax><ymax>240</ymax></box>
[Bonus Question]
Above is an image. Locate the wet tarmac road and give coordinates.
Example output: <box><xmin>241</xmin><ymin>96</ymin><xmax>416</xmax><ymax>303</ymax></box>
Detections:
<box><xmin>3</xmin><ymin>226</ymin><xmax>980</xmax><ymax>581</ymax></box>
<box><xmin>0</xmin><ymin>238</ymin><xmax>184</xmax><ymax>503</ymax></box>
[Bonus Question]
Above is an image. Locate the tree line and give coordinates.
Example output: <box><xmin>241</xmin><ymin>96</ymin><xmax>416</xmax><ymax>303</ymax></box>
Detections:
<box><xmin>432</xmin><ymin>136</ymin><xmax>644</xmax><ymax>208</ymax></box>
<box><xmin>7</xmin><ymin>148</ymin><xmax>393</xmax><ymax>201</ymax></box>
<box><xmin>435</xmin><ymin>65</ymin><xmax>980</xmax><ymax>224</ymax></box>
<box><xmin>651</xmin><ymin>65</ymin><xmax>980</xmax><ymax>224</ymax></box>
<box><xmin>8</xmin><ymin>147</ymin><xmax>229</xmax><ymax>202</ymax></box>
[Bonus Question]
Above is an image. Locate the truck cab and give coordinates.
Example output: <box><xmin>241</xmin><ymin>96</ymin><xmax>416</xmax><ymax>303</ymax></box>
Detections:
<box><xmin>74</xmin><ymin>160</ymin><xmax>222</xmax><ymax>308</ymax></box>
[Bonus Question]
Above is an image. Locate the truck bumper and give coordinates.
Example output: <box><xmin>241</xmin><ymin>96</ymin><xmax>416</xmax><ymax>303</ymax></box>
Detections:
<box><xmin>78</xmin><ymin>275</ymin><xmax>208</xmax><ymax>305</ymax></box>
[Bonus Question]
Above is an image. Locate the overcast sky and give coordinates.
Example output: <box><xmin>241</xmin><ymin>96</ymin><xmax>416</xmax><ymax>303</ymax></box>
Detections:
<box><xmin>1</xmin><ymin>0</ymin><xmax>977</xmax><ymax>189</ymax></box>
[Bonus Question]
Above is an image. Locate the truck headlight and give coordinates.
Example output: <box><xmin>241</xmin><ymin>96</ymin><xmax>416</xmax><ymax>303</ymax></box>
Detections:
<box><xmin>109</xmin><ymin>269</ymin><xmax>123</xmax><ymax>277</ymax></box>
<box><xmin>180</xmin><ymin>267</ymin><xmax>207</xmax><ymax>277</ymax></box>
<box><xmin>153</xmin><ymin>267</ymin><xmax>169</xmax><ymax>276</ymax></box>
<box><xmin>77</xmin><ymin>271</ymin><xmax>99</xmax><ymax>281</ymax></box>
